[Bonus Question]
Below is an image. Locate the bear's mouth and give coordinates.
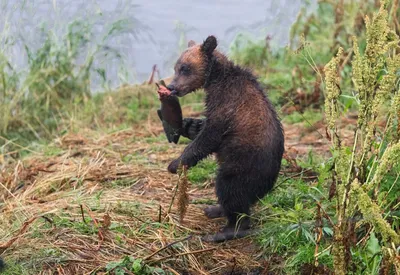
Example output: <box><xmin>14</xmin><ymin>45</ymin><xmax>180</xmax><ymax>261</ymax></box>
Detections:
<box><xmin>170</xmin><ymin>89</ymin><xmax>191</xmax><ymax>97</ymax></box>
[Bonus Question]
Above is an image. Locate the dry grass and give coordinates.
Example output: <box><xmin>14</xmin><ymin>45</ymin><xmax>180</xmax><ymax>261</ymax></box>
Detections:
<box><xmin>0</xmin><ymin>117</ymin><xmax>264</xmax><ymax>274</ymax></box>
<box><xmin>0</xmin><ymin>88</ymin><xmax>361</xmax><ymax>274</ymax></box>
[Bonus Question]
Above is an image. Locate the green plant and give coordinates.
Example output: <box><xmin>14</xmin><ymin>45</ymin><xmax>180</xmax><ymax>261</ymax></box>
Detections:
<box><xmin>229</xmin><ymin>33</ymin><xmax>270</xmax><ymax>69</ymax></box>
<box><xmin>0</xmin><ymin>260</ymin><xmax>29</xmax><ymax>275</ymax></box>
<box><xmin>106</xmin><ymin>256</ymin><xmax>165</xmax><ymax>275</ymax></box>
<box><xmin>283</xmin><ymin>109</ymin><xmax>323</xmax><ymax>126</ymax></box>
<box><xmin>187</xmin><ymin>158</ymin><xmax>217</xmax><ymax>185</ymax></box>
<box><xmin>258</xmin><ymin>177</ymin><xmax>333</xmax><ymax>273</ymax></box>
<box><xmin>0</xmin><ymin>14</ymin><xmax>139</xmax><ymax>148</ymax></box>
<box><xmin>0</xmin><ymin>53</ymin><xmax>21</xmax><ymax>134</ymax></box>
<box><xmin>324</xmin><ymin>1</ymin><xmax>400</xmax><ymax>273</ymax></box>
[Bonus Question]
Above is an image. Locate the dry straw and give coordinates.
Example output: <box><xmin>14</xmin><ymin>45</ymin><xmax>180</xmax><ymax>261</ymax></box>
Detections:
<box><xmin>177</xmin><ymin>165</ymin><xmax>189</xmax><ymax>223</ymax></box>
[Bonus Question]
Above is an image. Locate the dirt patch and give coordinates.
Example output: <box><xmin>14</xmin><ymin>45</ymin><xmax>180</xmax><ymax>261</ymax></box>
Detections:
<box><xmin>284</xmin><ymin>113</ymin><xmax>357</xmax><ymax>158</ymax></box>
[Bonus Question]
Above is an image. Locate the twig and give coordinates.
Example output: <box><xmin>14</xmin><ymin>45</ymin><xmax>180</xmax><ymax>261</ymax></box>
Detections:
<box><xmin>286</xmin><ymin>98</ymin><xmax>325</xmax><ymax>139</ymax></box>
<box><xmin>107</xmin><ymin>266</ymin><xmax>134</xmax><ymax>275</ymax></box>
<box><xmin>229</xmin><ymin>257</ymin><xmax>237</xmax><ymax>275</ymax></box>
<box><xmin>41</xmin><ymin>216</ymin><xmax>54</xmax><ymax>226</ymax></box>
<box><xmin>165</xmin><ymin>266</ymin><xmax>181</xmax><ymax>275</ymax></box>
<box><xmin>80</xmin><ymin>204</ymin><xmax>86</xmax><ymax>224</ymax></box>
<box><xmin>148</xmin><ymin>247</ymin><xmax>216</xmax><ymax>264</ymax></box>
<box><xmin>356</xmin><ymin>226</ymin><xmax>373</xmax><ymax>246</ymax></box>
<box><xmin>83</xmin><ymin>204</ymin><xmax>104</xmax><ymax>251</ymax></box>
<box><xmin>177</xmin><ymin>165</ymin><xmax>189</xmax><ymax>222</ymax></box>
<box><xmin>315</xmin><ymin>244</ymin><xmax>332</xmax><ymax>258</ymax></box>
<box><xmin>0</xmin><ymin>136</ymin><xmax>38</xmax><ymax>154</ymax></box>
<box><xmin>143</xmin><ymin>235</ymin><xmax>192</xmax><ymax>261</ymax></box>
<box><xmin>274</xmin><ymin>168</ymin><xmax>313</xmax><ymax>189</ymax></box>
<box><xmin>0</xmin><ymin>180</ymin><xmax>29</xmax><ymax>219</ymax></box>
<box><xmin>314</xmin><ymin>203</ymin><xmax>323</xmax><ymax>267</ymax></box>
<box><xmin>338</xmin><ymin>50</ymin><xmax>353</xmax><ymax>75</ymax></box>
<box><xmin>130</xmin><ymin>214</ymin><xmax>147</xmax><ymax>224</ymax></box>
<box><xmin>56</xmin><ymin>265</ymin><xmax>66</xmax><ymax>275</ymax></box>
<box><xmin>0</xmin><ymin>216</ymin><xmax>37</xmax><ymax>251</ymax></box>
<box><xmin>121</xmin><ymin>267</ymin><xmax>135</xmax><ymax>275</ymax></box>
<box><xmin>167</xmin><ymin>182</ymin><xmax>179</xmax><ymax>216</ymax></box>
<box><xmin>158</xmin><ymin>205</ymin><xmax>162</xmax><ymax>223</ymax></box>
<box><xmin>316</xmin><ymin>201</ymin><xmax>335</xmax><ymax>227</ymax></box>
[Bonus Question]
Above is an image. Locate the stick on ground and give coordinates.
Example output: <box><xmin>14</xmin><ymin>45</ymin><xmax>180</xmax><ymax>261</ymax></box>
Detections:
<box><xmin>177</xmin><ymin>165</ymin><xmax>189</xmax><ymax>223</ymax></box>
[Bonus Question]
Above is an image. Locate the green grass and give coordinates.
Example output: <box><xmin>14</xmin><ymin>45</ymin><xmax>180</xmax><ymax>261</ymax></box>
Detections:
<box><xmin>2</xmin><ymin>0</ymin><xmax>399</xmax><ymax>274</ymax></box>
<box><xmin>282</xmin><ymin>109</ymin><xmax>323</xmax><ymax>126</ymax></box>
<box><xmin>108</xmin><ymin>178</ymin><xmax>140</xmax><ymax>188</ymax></box>
<box><xmin>43</xmin><ymin>145</ymin><xmax>64</xmax><ymax>156</ymax></box>
<box><xmin>187</xmin><ymin>158</ymin><xmax>217</xmax><ymax>185</ymax></box>
<box><xmin>143</xmin><ymin>135</ymin><xmax>168</xmax><ymax>144</ymax></box>
<box><xmin>1</xmin><ymin>260</ymin><xmax>29</xmax><ymax>275</ymax></box>
<box><xmin>114</xmin><ymin>201</ymin><xmax>144</xmax><ymax>218</ymax></box>
<box><xmin>106</xmin><ymin>256</ymin><xmax>165</xmax><ymax>275</ymax></box>
<box><xmin>257</xmin><ymin>175</ymin><xmax>334</xmax><ymax>273</ymax></box>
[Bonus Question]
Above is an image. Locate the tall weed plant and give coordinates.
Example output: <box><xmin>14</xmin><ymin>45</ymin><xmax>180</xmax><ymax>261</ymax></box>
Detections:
<box><xmin>324</xmin><ymin>0</ymin><xmax>400</xmax><ymax>273</ymax></box>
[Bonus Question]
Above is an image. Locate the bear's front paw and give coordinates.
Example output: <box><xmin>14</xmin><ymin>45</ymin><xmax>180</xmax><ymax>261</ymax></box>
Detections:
<box><xmin>167</xmin><ymin>158</ymin><xmax>181</xmax><ymax>174</ymax></box>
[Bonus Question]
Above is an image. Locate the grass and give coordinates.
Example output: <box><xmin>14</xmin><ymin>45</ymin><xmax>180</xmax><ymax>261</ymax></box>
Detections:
<box><xmin>257</xmin><ymin>176</ymin><xmax>334</xmax><ymax>274</ymax></box>
<box><xmin>1</xmin><ymin>0</ymin><xmax>400</xmax><ymax>274</ymax></box>
<box><xmin>187</xmin><ymin>158</ymin><xmax>218</xmax><ymax>185</ymax></box>
<box><xmin>0</xmin><ymin>97</ymin><xmax>337</xmax><ymax>274</ymax></box>
<box><xmin>283</xmin><ymin>109</ymin><xmax>324</xmax><ymax>126</ymax></box>
<box><xmin>1</xmin><ymin>261</ymin><xmax>29</xmax><ymax>275</ymax></box>
<box><xmin>1</xmin><ymin>82</ymin><xmax>329</xmax><ymax>273</ymax></box>
<box><xmin>105</xmin><ymin>256</ymin><xmax>165</xmax><ymax>275</ymax></box>
<box><xmin>228</xmin><ymin>1</ymin><xmax>400</xmax><ymax>273</ymax></box>
<box><xmin>0</xmin><ymin>125</ymin><xmax>262</xmax><ymax>274</ymax></box>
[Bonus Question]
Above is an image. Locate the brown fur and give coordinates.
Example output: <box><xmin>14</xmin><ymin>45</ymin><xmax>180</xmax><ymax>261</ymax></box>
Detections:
<box><xmin>166</xmin><ymin>36</ymin><xmax>284</xmax><ymax>242</ymax></box>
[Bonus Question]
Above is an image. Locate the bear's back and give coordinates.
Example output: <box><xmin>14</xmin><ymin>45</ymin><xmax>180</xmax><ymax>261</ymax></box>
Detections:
<box><xmin>207</xmin><ymin>72</ymin><xmax>282</xmax><ymax>171</ymax></box>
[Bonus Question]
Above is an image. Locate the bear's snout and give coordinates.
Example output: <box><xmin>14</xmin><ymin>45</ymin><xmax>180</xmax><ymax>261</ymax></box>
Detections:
<box><xmin>166</xmin><ymin>84</ymin><xmax>178</xmax><ymax>96</ymax></box>
<box><xmin>167</xmin><ymin>84</ymin><xmax>180</xmax><ymax>96</ymax></box>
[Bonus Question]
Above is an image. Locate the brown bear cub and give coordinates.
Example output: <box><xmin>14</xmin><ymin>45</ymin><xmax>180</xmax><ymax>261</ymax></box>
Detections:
<box><xmin>166</xmin><ymin>36</ymin><xmax>284</xmax><ymax>242</ymax></box>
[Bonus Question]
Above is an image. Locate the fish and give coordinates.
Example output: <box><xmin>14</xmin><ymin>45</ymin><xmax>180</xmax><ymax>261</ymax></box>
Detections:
<box><xmin>156</xmin><ymin>80</ymin><xmax>183</xmax><ymax>144</ymax></box>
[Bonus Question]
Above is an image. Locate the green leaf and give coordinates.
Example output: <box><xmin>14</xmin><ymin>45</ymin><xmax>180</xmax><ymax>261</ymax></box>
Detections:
<box><xmin>153</xmin><ymin>268</ymin><xmax>166</xmax><ymax>274</ymax></box>
<box><xmin>132</xmin><ymin>258</ymin><xmax>143</xmax><ymax>272</ymax></box>
<box><xmin>323</xmin><ymin>227</ymin><xmax>333</xmax><ymax>236</ymax></box>
<box><xmin>105</xmin><ymin>261</ymin><xmax>120</xmax><ymax>271</ymax></box>
<box><xmin>115</xmin><ymin>268</ymin><xmax>125</xmax><ymax>275</ymax></box>
<box><xmin>367</xmin><ymin>232</ymin><xmax>381</xmax><ymax>256</ymax></box>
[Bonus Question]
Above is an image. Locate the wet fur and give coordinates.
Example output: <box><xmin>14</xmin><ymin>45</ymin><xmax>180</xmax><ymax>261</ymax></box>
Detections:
<box><xmin>0</xmin><ymin>257</ymin><xmax>4</xmax><ymax>272</ymax></box>
<box><xmin>168</xmin><ymin>36</ymin><xmax>284</xmax><ymax>242</ymax></box>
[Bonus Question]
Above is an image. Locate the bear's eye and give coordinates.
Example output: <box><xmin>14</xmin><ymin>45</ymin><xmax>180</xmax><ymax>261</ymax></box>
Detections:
<box><xmin>180</xmin><ymin>64</ymin><xmax>191</xmax><ymax>75</ymax></box>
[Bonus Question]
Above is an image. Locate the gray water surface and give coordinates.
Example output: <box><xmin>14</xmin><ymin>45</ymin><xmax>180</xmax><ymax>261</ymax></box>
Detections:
<box><xmin>0</xmin><ymin>0</ymin><xmax>315</xmax><ymax>91</ymax></box>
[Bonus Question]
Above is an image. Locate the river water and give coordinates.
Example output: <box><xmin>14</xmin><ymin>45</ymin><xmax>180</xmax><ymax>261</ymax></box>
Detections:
<box><xmin>0</xmin><ymin>0</ymin><xmax>315</xmax><ymax>91</ymax></box>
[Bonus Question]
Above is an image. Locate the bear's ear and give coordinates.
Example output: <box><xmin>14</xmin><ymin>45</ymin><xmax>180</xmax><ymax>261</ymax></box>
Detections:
<box><xmin>201</xmin><ymin>35</ymin><xmax>217</xmax><ymax>57</ymax></box>
<box><xmin>187</xmin><ymin>40</ymin><xmax>196</xmax><ymax>48</ymax></box>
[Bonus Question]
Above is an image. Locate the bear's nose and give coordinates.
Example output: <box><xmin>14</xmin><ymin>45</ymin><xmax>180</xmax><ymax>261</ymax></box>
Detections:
<box><xmin>166</xmin><ymin>84</ymin><xmax>175</xmax><ymax>91</ymax></box>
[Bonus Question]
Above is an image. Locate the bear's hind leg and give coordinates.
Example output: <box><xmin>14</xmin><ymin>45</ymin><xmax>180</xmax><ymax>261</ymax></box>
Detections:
<box><xmin>202</xmin><ymin>208</ymin><xmax>252</xmax><ymax>243</ymax></box>
<box><xmin>204</xmin><ymin>205</ymin><xmax>224</xmax><ymax>219</ymax></box>
<box><xmin>202</xmin><ymin>175</ymin><xmax>253</xmax><ymax>242</ymax></box>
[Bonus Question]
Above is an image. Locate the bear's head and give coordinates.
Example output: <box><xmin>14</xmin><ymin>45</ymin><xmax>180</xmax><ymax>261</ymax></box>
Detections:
<box><xmin>167</xmin><ymin>35</ymin><xmax>218</xmax><ymax>97</ymax></box>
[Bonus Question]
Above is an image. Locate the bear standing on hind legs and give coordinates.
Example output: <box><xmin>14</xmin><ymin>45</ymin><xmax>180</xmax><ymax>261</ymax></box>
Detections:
<box><xmin>166</xmin><ymin>36</ymin><xmax>284</xmax><ymax>242</ymax></box>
